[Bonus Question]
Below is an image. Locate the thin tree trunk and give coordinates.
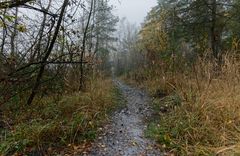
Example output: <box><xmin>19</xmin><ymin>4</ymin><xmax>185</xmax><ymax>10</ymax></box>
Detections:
<box><xmin>30</xmin><ymin>0</ymin><xmax>52</xmax><ymax>62</ymax></box>
<box><xmin>88</xmin><ymin>0</ymin><xmax>96</xmax><ymax>53</ymax></box>
<box><xmin>27</xmin><ymin>0</ymin><xmax>69</xmax><ymax>105</ymax></box>
<box><xmin>10</xmin><ymin>7</ymin><xmax>18</xmax><ymax>57</ymax></box>
<box><xmin>210</xmin><ymin>0</ymin><xmax>218</xmax><ymax>59</ymax></box>
<box><xmin>0</xmin><ymin>9</ymin><xmax>7</xmax><ymax>58</ymax></box>
<box><xmin>79</xmin><ymin>0</ymin><xmax>94</xmax><ymax>91</ymax></box>
<box><xmin>0</xmin><ymin>9</ymin><xmax>7</xmax><ymax>75</ymax></box>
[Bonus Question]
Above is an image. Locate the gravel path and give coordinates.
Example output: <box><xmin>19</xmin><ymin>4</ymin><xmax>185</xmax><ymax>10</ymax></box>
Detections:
<box><xmin>88</xmin><ymin>80</ymin><xmax>161</xmax><ymax>156</ymax></box>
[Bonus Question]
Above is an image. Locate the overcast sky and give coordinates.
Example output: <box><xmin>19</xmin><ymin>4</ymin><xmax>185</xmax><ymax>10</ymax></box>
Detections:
<box><xmin>109</xmin><ymin>0</ymin><xmax>158</xmax><ymax>26</ymax></box>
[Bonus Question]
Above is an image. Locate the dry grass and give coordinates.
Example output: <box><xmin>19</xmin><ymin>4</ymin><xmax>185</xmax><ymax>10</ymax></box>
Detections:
<box><xmin>128</xmin><ymin>53</ymin><xmax>240</xmax><ymax>155</ymax></box>
<box><xmin>0</xmin><ymin>76</ymin><xmax>122</xmax><ymax>155</ymax></box>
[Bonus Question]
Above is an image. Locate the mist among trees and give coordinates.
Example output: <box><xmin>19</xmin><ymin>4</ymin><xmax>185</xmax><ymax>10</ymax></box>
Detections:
<box><xmin>0</xmin><ymin>0</ymin><xmax>240</xmax><ymax>155</ymax></box>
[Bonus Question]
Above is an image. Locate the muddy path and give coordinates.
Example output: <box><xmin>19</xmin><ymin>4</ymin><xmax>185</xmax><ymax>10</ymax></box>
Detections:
<box><xmin>88</xmin><ymin>80</ymin><xmax>161</xmax><ymax>156</ymax></box>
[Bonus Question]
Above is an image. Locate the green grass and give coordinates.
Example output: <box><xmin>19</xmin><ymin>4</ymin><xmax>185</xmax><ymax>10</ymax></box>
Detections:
<box><xmin>0</xmin><ymin>79</ymin><xmax>123</xmax><ymax>155</ymax></box>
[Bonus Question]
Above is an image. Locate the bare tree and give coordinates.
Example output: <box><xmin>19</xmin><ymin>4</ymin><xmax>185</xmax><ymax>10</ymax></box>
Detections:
<box><xmin>27</xmin><ymin>0</ymin><xmax>69</xmax><ymax>105</ymax></box>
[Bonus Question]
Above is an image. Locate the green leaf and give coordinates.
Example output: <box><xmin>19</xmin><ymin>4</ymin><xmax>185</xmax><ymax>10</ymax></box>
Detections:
<box><xmin>17</xmin><ymin>24</ymin><xmax>27</xmax><ymax>32</ymax></box>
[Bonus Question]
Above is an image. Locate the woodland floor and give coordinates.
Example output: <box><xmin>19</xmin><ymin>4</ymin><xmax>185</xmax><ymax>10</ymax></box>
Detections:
<box><xmin>88</xmin><ymin>80</ymin><xmax>161</xmax><ymax>156</ymax></box>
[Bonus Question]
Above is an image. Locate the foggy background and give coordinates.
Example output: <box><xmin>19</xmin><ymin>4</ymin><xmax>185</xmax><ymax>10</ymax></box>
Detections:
<box><xmin>109</xmin><ymin>0</ymin><xmax>157</xmax><ymax>26</ymax></box>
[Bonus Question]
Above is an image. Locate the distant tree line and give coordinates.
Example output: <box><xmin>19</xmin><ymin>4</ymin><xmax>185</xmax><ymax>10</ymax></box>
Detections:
<box><xmin>114</xmin><ymin>0</ymin><xmax>240</xmax><ymax>76</ymax></box>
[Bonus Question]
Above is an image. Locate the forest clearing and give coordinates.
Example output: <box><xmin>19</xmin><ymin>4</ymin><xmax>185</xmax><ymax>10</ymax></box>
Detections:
<box><xmin>0</xmin><ymin>0</ymin><xmax>240</xmax><ymax>155</ymax></box>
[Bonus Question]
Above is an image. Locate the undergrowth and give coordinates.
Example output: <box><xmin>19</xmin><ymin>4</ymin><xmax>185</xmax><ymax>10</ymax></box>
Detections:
<box><xmin>0</xmin><ymin>77</ymin><xmax>122</xmax><ymax>155</ymax></box>
<box><xmin>125</xmin><ymin>53</ymin><xmax>240</xmax><ymax>155</ymax></box>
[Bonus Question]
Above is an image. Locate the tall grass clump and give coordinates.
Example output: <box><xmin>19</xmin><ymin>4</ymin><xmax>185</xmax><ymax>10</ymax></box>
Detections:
<box><xmin>128</xmin><ymin>52</ymin><xmax>240</xmax><ymax>155</ymax></box>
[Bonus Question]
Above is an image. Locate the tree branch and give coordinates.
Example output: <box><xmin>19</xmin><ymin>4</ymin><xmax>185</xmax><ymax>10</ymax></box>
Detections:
<box><xmin>0</xmin><ymin>0</ymin><xmax>34</xmax><ymax>9</ymax></box>
<box><xmin>22</xmin><ymin>4</ymin><xmax>57</xmax><ymax>17</ymax></box>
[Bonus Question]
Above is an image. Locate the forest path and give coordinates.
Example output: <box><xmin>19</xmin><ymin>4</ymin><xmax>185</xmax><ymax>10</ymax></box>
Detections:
<box><xmin>88</xmin><ymin>80</ymin><xmax>161</xmax><ymax>156</ymax></box>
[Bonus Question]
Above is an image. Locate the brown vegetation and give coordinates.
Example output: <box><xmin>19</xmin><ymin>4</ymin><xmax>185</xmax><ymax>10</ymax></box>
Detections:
<box><xmin>0</xmin><ymin>76</ymin><xmax>122</xmax><ymax>155</ymax></box>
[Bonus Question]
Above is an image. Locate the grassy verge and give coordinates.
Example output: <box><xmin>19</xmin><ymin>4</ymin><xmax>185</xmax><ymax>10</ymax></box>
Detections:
<box><xmin>0</xmin><ymin>77</ymin><xmax>122</xmax><ymax>155</ymax></box>
<box><xmin>125</xmin><ymin>55</ymin><xmax>240</xmax><ymax>155</ymax></box>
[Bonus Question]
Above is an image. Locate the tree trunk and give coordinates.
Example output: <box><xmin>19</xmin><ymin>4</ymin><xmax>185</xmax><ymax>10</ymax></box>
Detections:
<box><xmin>10</xmin><ymin>7</ymin><xmax>18</xmax><ymax>57</ymax></box>
<box><xmin>27</xmin><ymin>0</ymin><xmax>69</xmax><ymax>105</ymax></box>
<box><xmin>79</xmin><ymin>0</ymin><xmax>94</xmax><ymax>91</ymax></box>
<box><xmin>210</xmin><ymin>0</ymin><xmax>219</xmax><ymax>59</ymax></box>
<box><xmin>30</xmin><ymin>0</ymin><xmax>52</xmax><ymax>62</ymax></box>
<box><xmin>0</xmin><ymin>9</ymin><xmax>7</xmax><ymax>69</ymax></box>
